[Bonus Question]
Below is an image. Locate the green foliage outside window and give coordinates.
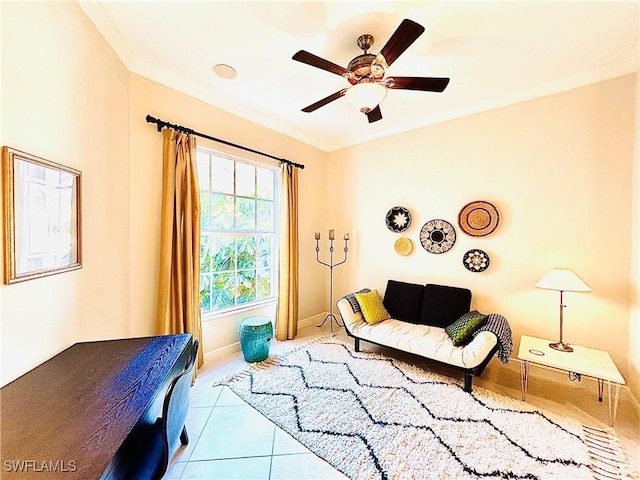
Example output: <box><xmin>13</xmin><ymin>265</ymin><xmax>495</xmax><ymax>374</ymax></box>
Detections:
<box><xmin>198</xmin><ymin>149</ymin><xmax>276</xmax><ymax>314</ymax></box>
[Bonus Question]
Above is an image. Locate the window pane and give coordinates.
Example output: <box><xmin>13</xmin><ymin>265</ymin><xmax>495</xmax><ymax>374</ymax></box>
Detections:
<box><xmin>212</xmin><ymin>272</ymin><xmax>235</xmax><ymax>310</ymax></box>
<box><xmin>201</xmin><ymin>235</ymin><xmax>212</xmax><ymax>272</ymax></box>
<box><xmin>257</xmin><ymin>236</ymin><xmax>272</xmax><ymax>268</ymax></box>
<box><xmin>237</xmin><ymin>270</ymin><xmax>256</xmax><ymax>304</ymax></box>
<box><xmin>200</xmin><ymin>193</ymin><xmax>212</xmax><ymax>231</ymax></box>
<box><xmin>256</xmin><ymin>168</ymin><xmax>274</xmax><ymax>200</ymax></box>
<box><xmin>235</xmin><ymin>197</ymin><xmax>256</xmax><ymax>231</ymax></box>
<box><xmin>237</xmin><ymin>236</ymin><xmax>256</xmax><ymax>269</ymax></box>
<box><xmin>200</xmin><ymin>273</ymin><xmax>211</xmax><ymax>312</ymax></box>
<box><xmin>236</xmin><ymin>163</ymin><xmax>255</xmax><ymax>197</ymax></box>
<box><xmin>212</xmin><ymin>157</ymin><xmax>234</xmax><ymax>194</ymax></box>
<box><xmin>256</xmin><ymin>200</ymin><xmax>273</xmax><ymax>232</ymax></box>
<box><xmin>211</xmin><ymin>193</ymin><xmax>234</xmax><ymax>230</ymax></box>
<box><xmin>211</xmin><ymin>236</ymin><xmax>236</xmax><ymax>271</ymax></box>
<box><xmin>196</xmin><ymin>151</ymin><xmax>210</xmax><ymax>191</ymax></box>
<box><xmin>257</xmin><ymin>268</ymin><xmax>271</xmax><ymax>299</ymax></box>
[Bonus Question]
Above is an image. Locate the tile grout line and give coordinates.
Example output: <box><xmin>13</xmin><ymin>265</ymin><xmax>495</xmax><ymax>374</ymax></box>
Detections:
<box><xmin>268</xmin><ymin>423</ymin><xmax>277</xmax><ymax>479</ymax></box>
<box><xmin>175</xmin><ymin>384</ymin><xmax>224</xmax><ymax>478</ymax></box>
<box><xmin>186</xmin><ymin>405</ymin><xmax>216</xmax><ymax>462</ymax></box>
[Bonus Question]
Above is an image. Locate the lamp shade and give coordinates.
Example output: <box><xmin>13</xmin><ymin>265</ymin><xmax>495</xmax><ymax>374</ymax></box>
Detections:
<box><xmin>345</xmin><ymin>82</ymin><xmax>387</xmax><ymax>113</ymax></box>
<box><xmin>534</xmin><ymin>268</ymin><xmax>591</xmax><ymax>292</ymax></box>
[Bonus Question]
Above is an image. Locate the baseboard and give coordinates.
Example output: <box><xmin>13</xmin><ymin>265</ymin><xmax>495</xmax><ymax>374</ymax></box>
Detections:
<box><xmin>204</xmin><ymin>341</ymin><xmax>241</xmax><ymax>363</ymax></box>
<box><xmin>506</xmin><ymin>356</ymin><xmax>640</xmax><ymax>412</ymax></box>
<box><xmin>508</xmin><ymin>356</ymin><xmax>610</xmax><ymax>386</ymax></box>
<box><xmin>298</xmin><ymin>312</ymin><xmax>328</xmax><ymax>329</ymax></box>
<box><xmin>201</xmin><ymin>327</ymin><xmax>640</xmax><ymax>416</ymax></box>
<box><xmin>203</xmin><ymin>312</ymin><xmax>328</xmax><ymax>361</ymax></box>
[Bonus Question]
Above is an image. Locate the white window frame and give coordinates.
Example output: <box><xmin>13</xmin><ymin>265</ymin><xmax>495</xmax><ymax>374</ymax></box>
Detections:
<box><xmin>197</xmin><ymin>146</ymin><xmax>279</xmax><ymax>320</ymax></box>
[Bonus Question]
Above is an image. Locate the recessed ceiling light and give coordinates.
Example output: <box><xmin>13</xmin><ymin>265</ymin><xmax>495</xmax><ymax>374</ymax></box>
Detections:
<box><xmin>213</xmin><ymin>64</ymin><xmax>237</xmax><ymax>79</ymax></box>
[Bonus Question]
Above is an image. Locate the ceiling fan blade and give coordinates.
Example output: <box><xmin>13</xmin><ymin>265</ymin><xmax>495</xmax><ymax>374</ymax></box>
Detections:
<box><xmin>292</xmin><ymin>50</ymin><xmax>350</xmax><ymax>77</ymax></box>
<box><xmin>377</xmin><ymin>19</ymin><xmax>425</xmax><ymax>67</ymax></box>
<box><xmin>301</xmin><ymin>89</ymin><xmax>347</xmax><ymax>112</ymax></box>
<box><xmin>386</xmin><ymin>76</ymin><xmax>450</xmax><ymax>92</ymax></box>
<box><xmin>366</xmin><ymin>105</ymin><xmax>382</xmax><ymax>123</ymax></box>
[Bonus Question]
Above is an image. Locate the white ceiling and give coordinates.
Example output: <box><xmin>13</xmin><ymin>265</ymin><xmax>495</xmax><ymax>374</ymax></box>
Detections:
<box><xmin>79</xmin><ymin>1</ymin><xmax>639</xmax><ymax>152</ymax></box>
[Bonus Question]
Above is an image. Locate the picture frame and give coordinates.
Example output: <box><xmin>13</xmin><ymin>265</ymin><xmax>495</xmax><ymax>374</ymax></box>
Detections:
<box><xmin>2</xmin><ymin>146</ymin><xmax>82</xmax><ymax>284</ymax></box>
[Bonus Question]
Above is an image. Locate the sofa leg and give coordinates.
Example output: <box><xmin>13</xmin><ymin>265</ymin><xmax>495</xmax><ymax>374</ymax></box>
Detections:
<box><xmin>354</xmin><ymin>338</ymin><xmax>360</xmax><ymax>352</ymax></box>
<box><xmin>464</xmin><ymin>373</ymin><xmax>472</xmax><ymax>393</ymax></box>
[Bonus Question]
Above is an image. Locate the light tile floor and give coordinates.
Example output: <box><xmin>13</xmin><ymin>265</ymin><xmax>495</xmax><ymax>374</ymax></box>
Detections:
<box><xmin>166</xmin><ymin>323</ymin><xmax>640</xmax><ymax>479</ymax></box>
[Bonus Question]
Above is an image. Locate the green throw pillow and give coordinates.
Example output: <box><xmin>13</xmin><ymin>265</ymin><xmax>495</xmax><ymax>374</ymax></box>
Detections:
<box><xmin>355</xmin><ymin>290</ymin><xmax>390</xmax><ymax>325</ymax></box>
<box><xmin>445</xmin><ymin>310</ymin><xmax>487</xmax><ymax>346</ymax></box>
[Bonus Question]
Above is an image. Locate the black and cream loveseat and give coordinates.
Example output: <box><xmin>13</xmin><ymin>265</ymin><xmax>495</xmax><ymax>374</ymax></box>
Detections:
<box><xmin>337</xmin><ymin>280</ymin><xmax>512</xmax><ymax>392</ymax></box>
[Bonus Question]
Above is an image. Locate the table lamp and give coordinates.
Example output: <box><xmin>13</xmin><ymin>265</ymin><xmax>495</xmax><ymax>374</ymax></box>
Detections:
<box><xmin>535</xmin><ymin>268</ymin><xmax>591</xmax><ymax>352</ymax></box>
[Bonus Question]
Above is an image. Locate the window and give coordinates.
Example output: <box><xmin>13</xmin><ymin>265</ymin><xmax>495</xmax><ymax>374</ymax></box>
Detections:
<box><xmin>197</xmin><ymin>148</ymin><xmax>278</xmax><ymax>315</ymax></box>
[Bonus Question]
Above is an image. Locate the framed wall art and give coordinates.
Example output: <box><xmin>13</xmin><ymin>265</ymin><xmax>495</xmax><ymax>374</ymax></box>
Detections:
<box><xmin>2</xmin><ymin>147</ymin><xmax>82</xmax><ymax>284</ymax></box>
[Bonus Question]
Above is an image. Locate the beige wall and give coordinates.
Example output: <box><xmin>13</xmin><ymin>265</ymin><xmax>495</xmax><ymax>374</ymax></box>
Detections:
<box><xmin>328</xmin><ymin>74</ymin><xmax>637</xmax><ymax>386</ymax></box>
<box><xmin>128</xmin><ymin>74</ymin><xmax>329</xmax><ymax>353</ymax></box>
<box><xmin>629</xmin><ymin>67</ymin><xmax>640</xmax><ymax>403</ymax></box>
<box><xmin>1</xmin><ymin>1</ymin><xmax>130</xmax><ymax>385</ymax></box>
<box><xmin>0</xmin><ymin>0</ymin><xmax>329</xmax><ymax>385</ymax></box>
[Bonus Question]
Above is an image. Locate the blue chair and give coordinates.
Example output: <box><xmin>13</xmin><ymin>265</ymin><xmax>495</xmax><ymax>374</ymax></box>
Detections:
<box><xmin>125</xmin><ymin>339</ymin><xmax>199</xmax><ymax>480</ymax></box>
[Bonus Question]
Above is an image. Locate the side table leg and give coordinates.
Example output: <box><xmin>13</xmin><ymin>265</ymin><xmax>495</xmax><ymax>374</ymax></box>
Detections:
<box><xmin>597</xmin><ymin>378</ymin><xmax>604</xmax><ymax>402</ymax></box>
<box><xmin>608</xmin><ymin>381</ymin><xmax>620</xmax><ymax>427</ymax></box>
<box><xmin>520</xmin><ymin>360</ymin><xmax>529</xmax><ymax>401</ymax></box>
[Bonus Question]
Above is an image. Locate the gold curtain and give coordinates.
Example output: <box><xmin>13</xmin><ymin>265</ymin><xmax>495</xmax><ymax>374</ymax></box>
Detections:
<box><xmin>276</xmin><ymin>163</ymin><xmax>299</xmax><ymax>341</ymax></box>
<box><xmin>156</xmin><ymin>128</ymin><xmax>204</xmax><ymax>371</ymax></box>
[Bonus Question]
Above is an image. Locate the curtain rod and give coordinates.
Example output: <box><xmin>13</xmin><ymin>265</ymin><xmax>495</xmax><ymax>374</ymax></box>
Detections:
<box><xmin>145</xmin><ymin>114</ymin><xmax>305</xmax><ymax>170</ymax></box>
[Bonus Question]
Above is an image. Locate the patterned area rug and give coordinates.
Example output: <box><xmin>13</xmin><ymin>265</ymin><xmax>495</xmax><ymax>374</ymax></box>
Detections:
<box><xmin>223</xmin><ymin>338</ymin><xmax>635</xmax><ymax>480</ymax></box>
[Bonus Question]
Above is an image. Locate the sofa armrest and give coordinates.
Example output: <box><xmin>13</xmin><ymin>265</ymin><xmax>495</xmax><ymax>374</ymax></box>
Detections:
<box><xmin>337</xmin><ymin>297</ymin><xmax>366</xmax><ymax>332</ymax></box>
<box><xmin>460</xmin><ymin>331</ymin><xmax>498</xmax><ymax>368</ymax></box>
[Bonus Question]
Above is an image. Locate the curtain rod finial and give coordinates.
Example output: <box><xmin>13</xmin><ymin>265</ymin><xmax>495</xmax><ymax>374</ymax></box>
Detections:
<box><xmin>145</xmin><ymin>114</ymin><xmax>163</xmax><ymax>132</ymax></box>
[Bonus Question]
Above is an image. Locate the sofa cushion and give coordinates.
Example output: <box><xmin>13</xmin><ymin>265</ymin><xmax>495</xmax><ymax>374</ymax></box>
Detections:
<box><xmin>342</xmin><ymin>288</ymin><xmax>371</xmax><ymax>314</ymax></box>
<box><xmin>383</xmin><ymin>280</ymin><xmax>424</xmax><ymax>324</ymax></box>
<box><xmin>445</xmin><ymin>310</ymin><xmax>488</xmax><ymax>346</ymax></box>
<box><xmin>420</xmin><ymin>284</ymin><xmax>472</xmax><ymax>327</ymax></box>
<box><xmin>355</xmin><ymin>290</ymin><xmax>390</xmax><ymax>325</ymax></box>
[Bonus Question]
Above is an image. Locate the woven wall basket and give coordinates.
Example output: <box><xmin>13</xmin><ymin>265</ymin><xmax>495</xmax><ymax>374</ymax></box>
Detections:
<box><xmin>458</xmin><ymin>201</ymin><xmax>500</xmax><ymax>237</ymax></box>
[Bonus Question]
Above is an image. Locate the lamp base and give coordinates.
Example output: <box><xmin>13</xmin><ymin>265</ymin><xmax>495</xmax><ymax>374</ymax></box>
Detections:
<box><xmin>549</xmin><ymin>341</ymin><xmax>573</xmax><ymax>353</ymax></box>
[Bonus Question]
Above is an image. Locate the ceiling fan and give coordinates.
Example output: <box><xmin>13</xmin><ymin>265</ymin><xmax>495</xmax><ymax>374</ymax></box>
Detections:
<box><xmin>292</xmin><ymin>19</ymin><xmax>450</xmax><ymax>123</ymax></box>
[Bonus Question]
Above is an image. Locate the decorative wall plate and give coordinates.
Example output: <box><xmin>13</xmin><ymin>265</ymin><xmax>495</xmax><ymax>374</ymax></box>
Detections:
<box><xmin>394</xmin><ymin>237</ymin><xmax>414</xmax><ymax>256</ymax></box>
<box><xmin>419</xmin><ymin>219</ymin><xmax>456</xmax><ymax>254</ymax></box>
<box><xmin>385</xmin><ymin>206</ymin><xmax>412</xmax><ymax>233</ymax></box>
<box><xmin>463</xmin><ymin>249</ymin><xmax>490</xmax><ymax>272</ymax></box>
<box><xmin>458</xmin><ymin>201</ymin><xmax>500</xmax><ymax>237</ymax></box>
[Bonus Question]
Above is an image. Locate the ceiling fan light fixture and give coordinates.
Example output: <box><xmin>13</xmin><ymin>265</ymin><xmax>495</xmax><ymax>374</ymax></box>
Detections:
<box><xmin>345</xmin><ymin>82</ymin><xmax>387</xmax><ymax>113</ymax></box>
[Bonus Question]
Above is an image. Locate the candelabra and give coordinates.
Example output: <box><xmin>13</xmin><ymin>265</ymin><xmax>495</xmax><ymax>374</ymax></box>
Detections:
<box><xmin>315</xmin><ymin>229</ymin><xmax>349</xmax><ymax>336</ymax></box>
